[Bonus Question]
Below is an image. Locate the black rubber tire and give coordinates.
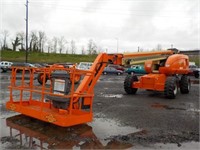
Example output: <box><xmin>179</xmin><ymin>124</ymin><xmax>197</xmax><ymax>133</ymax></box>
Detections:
<box><xmin>1</xmin><ymin>68</ymin><xmax>7</xmax><ymax>73</ymax></box>
<box><xmin>180</xmin><ymin>75</ymin><xmax>190</xmax><ymax>94</ymax></box>
<box><xmin>194</xmin><ymin>71</ymin><xmax>199</xmax><ymax>78</ymax></box>
<box><xmin>37</xmin><ymin>73</ymin><xmax>48</xmax><ymax>85</ymax></box>
<box><xmin>117</xmin><ymin>72</ymin><xmax>121</xmax><ymax>75</ymax></box>
<box><xmin>164</xmin><ymin>76</ymin><xmax>178</xmax><ymax>99</ymax></box>
<box><xmin>124</xmin><ymin>74</ymin><xmax>138</xmax><ymax>94</ymax></box>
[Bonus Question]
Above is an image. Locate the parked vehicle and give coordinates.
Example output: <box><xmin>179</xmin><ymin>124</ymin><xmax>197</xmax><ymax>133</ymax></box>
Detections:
<box><xmin>11</xmin><ymin>62</ymin><xmax>36</xmax><ymax>72</ymax></box>
<box><xmin>77</xmin><ymin>62</ymin><xmax>93</xmax><ymax>70</ymax></box>
<box><xmin>189</xmin><ymin>65</ymin><xmax>200</xmax><ymax>78</ymax></box>
<box><xmin>103</xmin><ymin>67</ymin><xmax>123</xmax><ymax>75</ymax></box>
<box><xmin>125</xmin><ymin>65</ymin><xmax>146</xmax><ymax>74</ymax></box>
<box><xmin>6</xmin><ymin>50</ymin><xmax>191</xmax><ymax>127</ymax></box>
<box><xmin>0</xmin><ymin>61</ymin><xmax>13</xmax><ymax>72</ymax></box>
<box><xmin>107</xmin><ymin>64</ymin><xmax>125</xmax><ymax>71</ymax></box>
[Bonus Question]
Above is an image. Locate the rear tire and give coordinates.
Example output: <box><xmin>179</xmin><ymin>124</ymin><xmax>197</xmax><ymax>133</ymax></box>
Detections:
<box><xmin>194</xmin><ymin>71</ymin><xmax>199</xmax><ymax>78</ymax></box>
<box><xmin>124</xmin><ymin>75</ymin><xmax>138</xmax><ymax>94</ymax></box>
<box><xmin>164</xmin><ymin>76</ymin><xmax>178</xmax><ymax>99</ymax></box>
<box><xmin>37</xmin><ymin>73</ymin><xmax>48</xmax><ymax>85</ymax></box>
<box><xmin>180</xmin><ymin>75</ymin><xmax>190</xmax><ymax>94</ymax></box>
<box><xmin>131</xmin><ymin>71</ymin><xmax>135</xmax><ymax>75</ymax></box>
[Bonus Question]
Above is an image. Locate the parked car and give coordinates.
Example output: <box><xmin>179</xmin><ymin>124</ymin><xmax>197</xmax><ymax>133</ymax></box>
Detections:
<box><xmin>0</xmin><ymin>61</ymin><xmax>13</xmax><ymax>72</ymax></box>
<box><xmin>107</xmin><ymin>64</ymin><xmax>125</xmax><ymax>71</ymax></box>
<box><xmin>77</xmin><ymin>62</ymin><xmax>93</xmax><ymax>70</ymax></box>
<box><xmin>103</xmin><ymin>67</ymin><xmax>123</xmax><ymax>75</ymax></box>
<box><xmin>125</xmin><ymin>65</ymin><xmax>146</xmax><ymax>74</ymax></box>
<box><xmin>11</xmin><ymin>62</ymin><xmax>36</xmax><ymax>72</ymax></box>
<box><xmin>189</xmin><ymin>65</ymin><xmax>200</xmax><ymax>78</ymax></box>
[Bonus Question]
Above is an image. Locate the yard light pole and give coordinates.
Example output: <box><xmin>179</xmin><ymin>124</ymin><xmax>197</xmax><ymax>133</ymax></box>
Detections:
<box><xmin>25</xmin><ymin>0</ymin><xmax>29</xmax><ymax>63</ymax></box>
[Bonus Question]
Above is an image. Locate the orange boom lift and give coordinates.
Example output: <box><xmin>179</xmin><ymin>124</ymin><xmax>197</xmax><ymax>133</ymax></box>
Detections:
<box><xmin>6</xmin><ymin>50</ymin><xmax>190</xmax><ymax>127</ymax></box>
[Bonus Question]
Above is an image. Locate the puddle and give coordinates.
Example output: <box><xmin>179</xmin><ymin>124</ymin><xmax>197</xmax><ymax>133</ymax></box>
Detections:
<box><xmin>100</xmin><ymin>94</ymin><xmax>123</xmax><ymax>98</ymax></box>
<box><xmin>88</xmin><ymin>117</ymin><xmax>141</xmax><ymax>146</ymax></box>
<box><xmin>0</xmin><ymin>115</ymin><xmax>134</xmax><ymax>149</ymax></box>
<box><xmin>187</xmin><ymin>108</ymin><xmax>200</xmax><ymax>113</ymax></box>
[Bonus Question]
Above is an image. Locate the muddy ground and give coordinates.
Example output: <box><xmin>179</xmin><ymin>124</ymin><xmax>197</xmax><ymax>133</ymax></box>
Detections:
<box><xmin>0</xmin><ymin>72</ymin><xmax>199</xmax><ymax>149</ymax></box>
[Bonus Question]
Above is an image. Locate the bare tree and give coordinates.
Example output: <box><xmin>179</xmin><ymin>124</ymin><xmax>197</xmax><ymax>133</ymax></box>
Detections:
<box><xmin>38</xmin><ymin>31</ymin><xmax>46</xmax><ymax>53</ymax></box>
<box><xmin>12</xmin><ymin>36</ymin><xmax>21</xmax><ymax>51</ymax></box>
<box><xmin>70</xmin><ymin>40</ymin><xmax>76</xmax><ymax>54</ymax></box>
<box><xmin>47</xmin><ymin>39</ymin><xmax>52</xmax><ymax>53</ymax></box>
<box><xmin>29</xmin><ymin>31</ymin><xmax>38</xmax><ymax>52</ymax></box>
<box><xmin>52</xmin><ymin>37</ymin><xmax>58</xmax><ymax>53</ymax></box>
<box><xmin>58</xmin><ymin>36</ymin><xmax>67</xmax><ymax>54</ymax></box>
<box><xmin>65</xmin><ymin>45</ymin><xmax>69</xmax><ymax>54</ymax></box>
<box><xmin>1</xmin><ymin>30</ymin><xmax>9</xmax><ymax>50</ymax></box>
<box><xmin>87</xmin><ymin>39</ymin><xmax>97</xmax><ymax>55</ymax></box>
<box><xmin>17</xmin><ymin>31</ymin><xmax>25</xmax><ymax>51</ymax></box>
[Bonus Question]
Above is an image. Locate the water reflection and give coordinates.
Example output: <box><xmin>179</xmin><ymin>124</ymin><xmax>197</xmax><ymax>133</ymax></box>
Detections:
<box><xmin>2</xmin><ymin>115</ymin><xmax>133</xmax><ymax>149</ymax></box>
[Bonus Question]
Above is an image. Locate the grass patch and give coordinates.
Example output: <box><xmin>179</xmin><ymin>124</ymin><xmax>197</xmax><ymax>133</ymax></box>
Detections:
<box><xmin>189</xmin><ymin>55</ymin><xmax>199</xmax><ymax>66</ymax></box>
<box><xmin>1</xmin><ymin>50</ymin><xmax>97</xmax><ymax>63</ymax></box>
<box><xmin>1</xmin><ymin>50</ymin><xmax>199</xmax><ymax>66</ymax></box>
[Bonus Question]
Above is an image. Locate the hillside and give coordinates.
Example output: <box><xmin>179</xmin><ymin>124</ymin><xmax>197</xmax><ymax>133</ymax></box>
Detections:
<box><xmin>0</xmin><ymin>50</ymin><xmax>199</xmax><ymax>66</ymax></box>
<box><xmin>0</xmin><ymin>50</ymin><xmax>97</xmax><ymax>64</ymax></box>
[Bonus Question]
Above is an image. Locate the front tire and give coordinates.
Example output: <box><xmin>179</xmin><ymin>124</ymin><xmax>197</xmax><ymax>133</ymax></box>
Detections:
<box><xmin>180</xmin><ymin>75</ymin><xmax>190</xmax><ymax>94</ymax></box>
<box><xmin>124</xmin><ymin>75</ymin><xmax>138</xmax><ymax>94</ymax></box>
<box><xmin>117</xmin><ymin>72</ymin><xmax>121</xmax><ymax>75</ymax></box>
<box><xmin>194</xmin><ymin>71</ymin><xmax>199</xmax><ymax>78</ymax></box>
<box><xmin>164</xmin><ymin>76</ymin><xmax>178</xmax><ymax>99</ymax></box>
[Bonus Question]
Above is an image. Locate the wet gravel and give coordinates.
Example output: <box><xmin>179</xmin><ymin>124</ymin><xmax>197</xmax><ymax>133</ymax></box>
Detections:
<box><xmin>0</xmin><ymin>73</ymin><xmax>199</xmax><ymax>149</ymax></box>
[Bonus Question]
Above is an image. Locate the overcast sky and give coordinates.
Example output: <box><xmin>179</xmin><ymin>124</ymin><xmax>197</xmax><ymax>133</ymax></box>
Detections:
<box><xmin>1</xmin><ymin>0</ymin><xmax>199</xmax><ymax>53</ymax></box>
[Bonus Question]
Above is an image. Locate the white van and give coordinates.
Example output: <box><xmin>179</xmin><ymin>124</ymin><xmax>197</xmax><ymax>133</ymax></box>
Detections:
<box><xmin>77</xmin><ymin>62</ymin><xmax>93</xmax><ymax>70</ymax></box>
<box><xmin>0</xmin><ymin>61</ymin><xmax>13</xmax><ymax>72</ymax></box>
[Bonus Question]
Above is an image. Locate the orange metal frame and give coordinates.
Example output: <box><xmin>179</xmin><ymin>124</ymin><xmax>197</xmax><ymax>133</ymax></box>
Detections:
<box><xmin>133</xmin><ymin>53</ymin><xmax>189</xmax><ymax>91</ymax></box>
<box><xmin>6</xmin><ymin>53</ymin><xmax>123</xmax><ymax>127</ymax></box>
<box><xmin>6</xmin><ymin>50</ymin><xmax>187</xmax><ymax>127</ymax></box>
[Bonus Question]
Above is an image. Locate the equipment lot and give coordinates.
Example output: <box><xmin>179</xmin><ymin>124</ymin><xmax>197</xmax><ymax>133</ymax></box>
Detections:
<box><xmin>0</xmin><ymin>72</ymin><xmax>199</xmax><ymax>149</ymax></box>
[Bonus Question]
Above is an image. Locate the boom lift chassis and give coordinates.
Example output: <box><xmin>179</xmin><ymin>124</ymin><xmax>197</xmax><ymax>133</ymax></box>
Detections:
<box><xmin>6</xmin><ymin>50</ymin><xmax>190</xmax><ymax>127</ymax></box>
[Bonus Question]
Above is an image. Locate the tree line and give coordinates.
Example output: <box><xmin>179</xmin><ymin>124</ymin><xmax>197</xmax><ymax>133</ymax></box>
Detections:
<box><xmin>0</xmin><ymin>30</ymin><xmax>101</xmax><ymax>55</ymax></box>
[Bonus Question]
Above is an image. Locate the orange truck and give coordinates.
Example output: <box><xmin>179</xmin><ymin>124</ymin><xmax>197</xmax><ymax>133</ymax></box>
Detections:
<box><xmin>6</xmin><ymin>50</ymin><xmax>190</xmax><ymax>127</ymax></box>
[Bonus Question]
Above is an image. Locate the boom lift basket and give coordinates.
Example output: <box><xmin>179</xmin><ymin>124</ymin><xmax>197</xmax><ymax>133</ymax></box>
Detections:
<box><xmin>6</xmin><ymin>66</ymin><xmax>94</xmax><ymax>127</ymax></box>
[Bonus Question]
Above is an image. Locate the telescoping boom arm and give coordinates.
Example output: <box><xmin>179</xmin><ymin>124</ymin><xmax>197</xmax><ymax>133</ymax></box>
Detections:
<box><xmin>6</xmin><ymin>50</ymin><xmax>175</xmax><ymax>127</ymax></box>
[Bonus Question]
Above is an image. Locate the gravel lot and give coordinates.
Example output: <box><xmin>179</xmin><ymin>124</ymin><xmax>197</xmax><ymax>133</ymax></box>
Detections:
<box><xmin>0</xmin><ymin>72</ymin><xmax>199</xmax><ymax>149</ymax></box>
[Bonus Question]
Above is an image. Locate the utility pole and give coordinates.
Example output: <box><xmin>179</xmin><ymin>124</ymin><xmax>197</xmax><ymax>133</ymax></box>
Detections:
<box><xmin>25</xmin><ymin>0</ymin><xmax>29</xmax><ymax>63</ymax></box>
<box><xmin>138</xmin><ymin>46</ymin><xmax>140</xmax><ymax>52</ymax></box>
